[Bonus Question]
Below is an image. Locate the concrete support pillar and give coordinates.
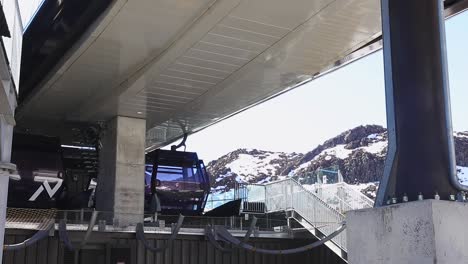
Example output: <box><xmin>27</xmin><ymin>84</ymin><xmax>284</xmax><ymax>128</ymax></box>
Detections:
<box><xmin>0</xmin><ymin>115</ymin><xmax>13</xmax><ymax>262</ymax></box>
<box><xmin>96</xmin><ymin>116</ymin><xmax>146</xmax><ymax>226</ymax></box>
<box><xmin>0</xmin><ymin>75</ymin><xmax>16</xmax><ymax>262</ymax></box>
<box><xmin>347</xmin><ymin>200</ymin><xmax>468</xmax><ymax>263</ymax></box>
<box><xmin>376</xmin><ymin>0</ymin><xmax>462</xmax><ymax>205</ymax></box>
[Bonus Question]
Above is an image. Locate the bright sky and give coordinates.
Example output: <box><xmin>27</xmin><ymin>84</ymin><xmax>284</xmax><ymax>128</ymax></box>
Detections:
<box><xmin>183</xmin><ymin>11</ymin><xmax>468</xmax><ymax>162</ymax></box>
<box><xmin>18</xmin><ymin>0</ymin><xmax>44</xmax><ymax>29</ymax></box>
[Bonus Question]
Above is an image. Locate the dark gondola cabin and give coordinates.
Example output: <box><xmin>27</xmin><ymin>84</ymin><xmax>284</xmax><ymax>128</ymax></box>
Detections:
<box><xmin>145</xmin><ymin>149</ymin><xmax>210</xmax><ymax>215</ymax></box>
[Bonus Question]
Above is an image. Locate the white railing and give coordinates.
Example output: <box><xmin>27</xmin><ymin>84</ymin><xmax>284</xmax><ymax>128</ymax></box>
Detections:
<box><xmin>243</xmin><ymin>178</ymin><xmax>375</xmax><ymax>253</ymax></box>
<box><xmin>336</xmin><ymin>182</ymin><xmax>374</xmax><ymax>208</ymax></box>
<box><xmin>308</xmin><ymin>182</ymin><xmax>374</xmax><ymax>213</ymax></box>
<box><xmin>263</xmin><ymin>179</ymin><xmax>347</xmax><ymax>251</ymax></box>
<box><xmin>1</xmin><ymin>0</ymin><xmax>23</xmax><ymax>90</ymax></box>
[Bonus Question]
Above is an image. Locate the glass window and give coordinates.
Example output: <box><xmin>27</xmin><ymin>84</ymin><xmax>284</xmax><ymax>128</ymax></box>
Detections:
<box><xmin>157</xmin><ymin>166</ymin><xmax>184</xmax><ymax>182</ymax></box>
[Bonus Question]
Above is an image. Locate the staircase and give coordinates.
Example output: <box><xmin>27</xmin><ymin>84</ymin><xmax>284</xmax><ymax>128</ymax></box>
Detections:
<box><xmin>309</xmin><ymin>182</ymin><xmax>374</xmax><ymax>214</ymax></box>
<box><xmin>257</xmin><ymin>179</ymin><xmax>374</xmax><ymax>261</ymax></box>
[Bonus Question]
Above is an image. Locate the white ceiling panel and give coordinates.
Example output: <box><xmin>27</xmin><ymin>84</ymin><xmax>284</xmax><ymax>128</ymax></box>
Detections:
<box><xmin>18</xmin><ymin>0</ymin><xmax>384</xmax><ymax>149</ymax></box>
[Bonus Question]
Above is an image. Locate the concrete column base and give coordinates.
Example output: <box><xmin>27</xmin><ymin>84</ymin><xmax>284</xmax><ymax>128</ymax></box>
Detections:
<box><xmin>346</xmin><ymin>200</ymin><xmax>468</xmax><ymax>263</ymax></box>
<box><xmin>97</xmin><ymin>116</ymin><xmax>146</xmax><ymax>227</ymax></box>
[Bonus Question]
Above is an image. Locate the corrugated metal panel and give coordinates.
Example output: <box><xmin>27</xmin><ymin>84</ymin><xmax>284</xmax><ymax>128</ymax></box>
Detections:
<box><xmin>3</xmin><ymin>230</ymin><xmax>345</xmax><ymax>264</ymax></box>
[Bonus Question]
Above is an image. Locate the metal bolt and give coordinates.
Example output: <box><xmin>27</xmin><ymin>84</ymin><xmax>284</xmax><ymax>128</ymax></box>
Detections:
<box><xmin>402</xmin><ymin>193</ymin><xmax>408</xmax><ymax>202</ymax></box>
<box><xmin>449</xmin><ymin>194</ymin><xmax>456</xmax><ymax>201</ymax></box>
<box><xmin>391</xmin><ymin>197</ymin><xmax>397</xmax><ymax>204</ymax></box>
<box><xmin>417</xmin><ymin>192</ymin><xmax>424</xmax><ymax>201</ymax></box>
<box><xmin>434</xmin><ymin>192</ymin><xmax>440</xmax><ymax>200</ymax></box>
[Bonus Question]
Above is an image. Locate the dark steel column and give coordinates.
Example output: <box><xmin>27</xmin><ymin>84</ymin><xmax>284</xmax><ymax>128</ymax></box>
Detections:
<box><xmin>375</xmin><ymin>0</ymin><xmax>465</xmax><ymax>206</ymax></box>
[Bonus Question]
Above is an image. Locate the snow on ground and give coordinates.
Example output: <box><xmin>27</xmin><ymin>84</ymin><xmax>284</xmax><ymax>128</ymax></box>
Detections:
<box><xmin>347</xmin><ymin>182</ymin><xmax>378</xmax><ymax>199</ymax></box>
<box><xmin>360</xmin><ymin>140</ymin><xmax>387</xmax><ymax>155</ymax></box>
<box><xmin>226</xmin><ymin>153</ymin><xmax>282</xmax><ymax>181</ymax></box>
<box><xmin>295</xmin><ymin>145</ymin><xmax>353</xmax><ymax>171</ymax></box>
<box><xmin>295</xmin><ymin>160</ymin><xmax>314</xmax><ymax>172</ymax></box>
<box><xmin>454</xmin><ymin>132</ymin><xmax>468</xmax><ymax>139</ymax></box>
<box><xmin>458</xmin><ymin>166</ymin><xmax>468</xmax><ymax>184</ymax></box>
<box><xmin>295</xmin><ymin>140</ymin><xmax>387</xmax><ymax>171</ymax></box>
<box><xmin>319</xmin><ymin>145</ymin><xmax>354</xmax><ymax>159</ymax></box>
<box><xmin>256</xmin><ymin>176</ymin><xmax>271</xmax><ymax>184</ymax></box>
<box><xmin>214</xmin><ymin>171</ymin><xmax>233</xmax><ymax>183</ymax></box>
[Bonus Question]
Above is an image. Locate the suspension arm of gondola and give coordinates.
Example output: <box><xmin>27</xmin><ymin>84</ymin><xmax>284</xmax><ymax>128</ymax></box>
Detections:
<box><xmin>170</xmin><ymin>133</ymin><xmax>188</xmax><ymax>151</ymax></box>
<box><xmin>136</xmin><ymin>214</ymin><xmax>184</xmax><ymax>252</ymax></box>
<box><xmin>205</xmin><ymin>225</ymin><xmax>232</xmax><ymax>253</ymax></box>
<box><xmin>243</xmin><ymin>216</ymin><xmax>257</xmax><ymax>243</ymax></box>
<box><xmin>79</xmin><ymin>211</ymin><xmax>98</xmax><ymax>248</ymax></box>
<box><xmin>58</xmin><ymin>211</ymin><xmax>99</xmax><ymax>251</ymax></box>
<box><xmin>58</xmin><ymin>220</ymin><xmax>73</xmax><ymax>251</ymax></box>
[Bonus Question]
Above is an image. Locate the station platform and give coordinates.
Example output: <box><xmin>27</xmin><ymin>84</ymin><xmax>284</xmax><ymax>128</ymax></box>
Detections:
<box><xmin>3</xmin><ymin>208</ymin><xmax>345</xmax><ymax>264</ymax></box>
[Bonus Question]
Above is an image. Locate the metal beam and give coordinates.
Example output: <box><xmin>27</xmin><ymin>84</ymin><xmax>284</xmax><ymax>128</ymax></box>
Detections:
<box><xmin>376</xmin><ymin>0</ymin><xmax>465</xmax><ymax>206</ymax></box>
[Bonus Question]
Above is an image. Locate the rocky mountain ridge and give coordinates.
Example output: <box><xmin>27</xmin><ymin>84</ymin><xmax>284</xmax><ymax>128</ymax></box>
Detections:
<box><xmin>207</xmin><ymin>125</ymin><xmax>468</xmax><ymax>191</ymax></box>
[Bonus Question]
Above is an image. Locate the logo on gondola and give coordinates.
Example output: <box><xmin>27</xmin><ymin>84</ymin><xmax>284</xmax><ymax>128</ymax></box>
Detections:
<box><xmin>28</xmin><ymin>179</ymin><xmax>63</xmax><ymax>201</ymax></box>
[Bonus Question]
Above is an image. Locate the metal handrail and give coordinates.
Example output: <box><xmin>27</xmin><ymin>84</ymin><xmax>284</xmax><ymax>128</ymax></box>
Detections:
<box><xmin>314</xmin><ymin>186</ymin><xmax>356</xmax><ymax>213</ymax></box>
<box><xmin>261</xmin><ymin>178</ymin><xmax>376</xmax><ymax>252</ymax></box>
<box><xmin>262</xmin><ymin>178</ymin><xmax>347</xmax><ymax>251</ymax></box>
<box><xmin>310</xmin><ymin>182</ymin><xmax>374</xmax><ymax>214</ymax></box>
<box><xmin>264</xmin><ymin>178</ymin><xmax>344</xmax><ymax>215</ymax></box>
<box><xmin>336</xmin><ymin>182</ymin><xmax>374</xmax><ymax>207</ymax></box>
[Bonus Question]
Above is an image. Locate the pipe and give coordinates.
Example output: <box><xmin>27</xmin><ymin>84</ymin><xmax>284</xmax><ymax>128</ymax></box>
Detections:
<box><xmin>213</xmin><ymin>223</ymin><xmax>346</xmax><ymax>255</ymax></box>
<box><xmin>4</xmin><ymin>220</ymin><xmax>54</xmax><ymax>251</ymax></box>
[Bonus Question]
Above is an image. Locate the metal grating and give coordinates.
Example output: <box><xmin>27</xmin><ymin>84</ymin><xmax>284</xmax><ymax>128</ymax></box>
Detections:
<box><xmin>6</xmin><ymin>208</ymin><xmax>56</xmax><ymax>230</ymax></box>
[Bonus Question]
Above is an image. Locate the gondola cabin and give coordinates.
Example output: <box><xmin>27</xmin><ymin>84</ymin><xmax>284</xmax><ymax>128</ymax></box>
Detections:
<box><xmin>145</xmin><ymin>149</ymin><xmax>210</xmax><ymax>215</ymax></box>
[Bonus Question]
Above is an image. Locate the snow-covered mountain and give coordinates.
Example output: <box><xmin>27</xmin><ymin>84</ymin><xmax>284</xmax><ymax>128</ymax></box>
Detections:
<box><xmin>207</xmin><ymin>148</ymin><xmax>303</xmax><ymax>192</ymax></box>
<box><xmin>207</xmin><ymin>125</ymin><xmax>468</xmax><ymax>194</ymax></box>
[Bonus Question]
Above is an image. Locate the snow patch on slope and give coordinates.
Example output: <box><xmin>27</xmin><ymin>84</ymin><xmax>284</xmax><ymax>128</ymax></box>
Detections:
<box><xmin>361</xmin><ymin>140</ymin><xmax>387</xmax><ymax>155</ymax></box>
<box><xmin>455</xmin><ymin>132</ymin><xmax>468</xmax><ymax>139</ymax></box>
<box><xmin>458</xmin><ymin>166</ymin><xmax>468</xmax><ymax>184</ymax></box>
<box><xmin>227</xmin><ymin>153</ymin><xmax>280</xmax><ymax>176</ymax></box>
<box><xmin>294</xmin><ymin>139</ymin><xmax>387</xmax><ymax>171</ymax></box>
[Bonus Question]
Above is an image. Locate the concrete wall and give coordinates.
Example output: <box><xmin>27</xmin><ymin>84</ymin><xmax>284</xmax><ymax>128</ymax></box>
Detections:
<box><xmin>97</xmin><ymin>116</ymin><xmax>146</xmax><ymax>225</ymax></box>
<box><xmin>2</xmin><ymin>229</ymin><xmax>345</xmax><ymax>264</ymax></box>
<box><xmin>347</xmin><ymin>200</ymin><xmax>468</xmax><ymax>264</ymax></box>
